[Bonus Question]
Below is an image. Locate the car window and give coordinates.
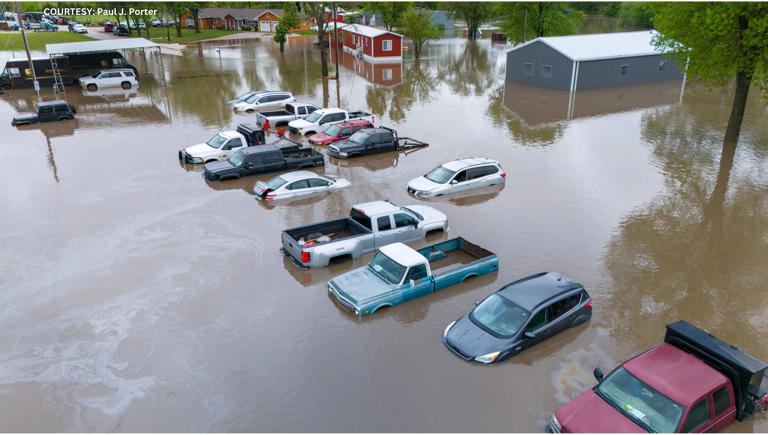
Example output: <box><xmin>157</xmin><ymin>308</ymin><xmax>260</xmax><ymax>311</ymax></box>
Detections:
<box><xmin>712</xmin><ymin>386</ymin><xmax>731</xmax><ymax>416</ymax></box>
<box><xmin>123</xmin><ymin>71</ymin><xmax>134</xmax><ymax>77</ymax></box>
<box><xmin>256</xmin><ymin>97</ymin><xmax>268</xmax><ymax>104</ymax></box>
<box><xmin>407</xmin><ymin>264</ymin><xmax>428</xmax><ymax>281</ymax></box>
<box><xmin>548</xmin><ymin>293</ymin><xmax>582</xmax><ymax>321</ymax></box>
<box><xmin>225</xmin><ymin>138</ymin><xmax>242</xmax><ymax>149</ymax></box>
<box><xmin>350</xmin><ymin>208</ymin><xmax>372</xmax><ymax>231</ymax></box>
<box><xmin>332</xmin><ymin>113</ymin><xmax>346</xmax><ymax>122</ymax></box>
<box><xmin>307</xmin><ymin>178</ymin><xmax>330</xmax><ymax>188</ymax></box>
<box><xmin>307</xmin><ymin>106</ymin><xmax>318</xmax><ymax>113</ymax></box>
<box><xmin>468</xmin><ymin>165</ymin><xmax>499</xmax><ymax>179</ymax></box>
<box><xmin>377</xmin><ymin>216</ymin><xmax>392</xmax><ymax>231</ymax></box>
<box><xmin>286</xmin><ymin>180</ymin><xmax>309</xmax><ymax>190</ymax></box>
<box><xmin>393</xmin><ymin>213</ymin><xmax>417</xmax><ymax>228</ymax></box>
<box><xmin>38</xmin><ymin>105</ymin><xmax>53</xmax><ymax>114</ymax></box>
<box><xmin>526</xmin><ymin>308</ymin><xmax>548</xmax><ymax>332</ymax></box>
<box><xmin>682</xmin><ymin>397</ymin><xmax>710</xmax><ymax>432</ymax></box>
<box><xmin>352</xmin><ymin>125</ymin><xmax>362</xmax><ymax>132</ymax></box>
<box><xmin>339</xmin><ymin>128</ymin><xmax>351</xmax><ymax>137</ymax></box>
<box><xmin>297</xmin><ymin>106</ymin><xmax>306</xmax><ymax>115</ymax></box>
<box><xmin>54</xmin><ymin>104</ymin><xmax>69</xmax><ymax>113</ymax></box>
<box><xmin>453</xmin><ymin>170</ymin><xmax>468</xmax><ymax>183</ymax></box>
<box><xmin>109</xmin><ymin>72</ymin><xmax>122</xmax><ymax>78</ymax></box>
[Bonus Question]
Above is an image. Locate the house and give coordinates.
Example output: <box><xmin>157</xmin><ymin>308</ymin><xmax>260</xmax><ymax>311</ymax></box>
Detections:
<box><xmin>180</xmin><ymin>8</ymin><xmax>310</xmax><ymax>32</ymax></box>
<box><xmin>330</xmin><ymin>24</ymin><xmax>403</xmax><ymax>62</ymax></box>
<box><xmin>331</xmin><ymin>49</ymin><xmax>402</xmax><ymax>87</ymax></box>
<box><xmin>505</xmin><ymin>31</ymin><xmax>684</xmax><ymax>91</ymax></box>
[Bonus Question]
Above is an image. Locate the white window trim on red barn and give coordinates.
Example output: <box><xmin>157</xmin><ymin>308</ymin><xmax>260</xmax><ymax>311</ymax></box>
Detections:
<box><xmin>382</xmin><ymin>40</ymin><xmax>392</xmax><ymax>51</ymax></box>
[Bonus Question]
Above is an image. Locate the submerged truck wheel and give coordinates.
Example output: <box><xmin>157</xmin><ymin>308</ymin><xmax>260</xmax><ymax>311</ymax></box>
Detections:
<box><xmin>121</xmin><ymin>81</ymin><xmax>131</xmax><ymax>89</ymax></box>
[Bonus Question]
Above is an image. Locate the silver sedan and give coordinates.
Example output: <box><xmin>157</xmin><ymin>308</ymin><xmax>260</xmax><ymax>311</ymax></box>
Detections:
<box><xmin>254</xmin><ymin>171</ymin><xmax>350</xmax><ymax>201</ymax></box>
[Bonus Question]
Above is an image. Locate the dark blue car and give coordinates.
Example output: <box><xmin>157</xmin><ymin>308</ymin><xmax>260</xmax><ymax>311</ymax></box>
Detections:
<box><xmin>443</xmin><ymin>272</ymin><xmax>592</xmax><ymax>364</ymax></box>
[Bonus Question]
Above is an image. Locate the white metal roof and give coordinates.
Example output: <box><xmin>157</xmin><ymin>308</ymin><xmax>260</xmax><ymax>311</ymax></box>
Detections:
<box><xmin>442</xmin><ymin>157</ymin><xmax>499</xmax><ymax>172</ymax></box>
<box><xmin>379</xmin><ymin>243</ymin><xmax>426</xmax><ymax>268</ymax></box>
<box><xmin>509</xmin><ymin>30</ymin><xmax>662</xmax><ymax>62</ymax></box>
<box><xmin>46</xmin><ymin>38</ymin><xmax>160</xmax><ymax>55</ymax></box>
<box><xmin>337</xmin><ymin>23</ymin><xmax>403</xmax><ymax>39</ymax></box>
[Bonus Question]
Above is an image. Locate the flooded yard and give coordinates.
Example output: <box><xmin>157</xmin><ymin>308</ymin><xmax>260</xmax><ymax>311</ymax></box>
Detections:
<box><xmin>0</xmin><ymin>35</ymin><xmax>767</xmax><ymax>431</ymax></box>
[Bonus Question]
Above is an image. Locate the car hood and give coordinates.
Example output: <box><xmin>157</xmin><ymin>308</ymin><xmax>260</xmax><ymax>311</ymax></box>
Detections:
<box><xmin>204</xmin><ymin>160</ymin><xmax>235</xmax><ymax>173</ymax></box>
<box><xmin>556</xmin><ymin>389</ymin><xmax>646</xmax><ymax>433</ymax></box>
<box><xmin>404</xmin><ymin>204</ymin><xmax>447</xmax><ymax>226</ymax></box>
<box><xmin>233</xmin><ymin>101</ymin><xmax>252</xmax><ymax>110</ymax></box>
<box><xmin>309</xmin><ymin>133</ymin><xmax>333</xmax><ymax>143</ymax></box>
<box><xmin>444</xmin><ymin>315</ymin><xmax>505</xmax><ymax>358</ymax></box>
<box><xmin>332</xmin><ymin>138</ymin><xmax>357</xmax><ymax>150</ymax></box>
<box><xmin>408</xmin><ymin>176</ymin><xmax>443</xmax><ymax>192</ymax></box>
<box><xmin>185</xmin><ymin>143</ymin><xmax>215</xmax><ymax>157</ymax></box>
<box><xmin>13</xmin><ymin>113</ymin><xmax>37</xmax><ymax>122</ymax></box>
<box><xmin>288</xmin><ymin>119</ymin><xmax>313</xmax><ymax>129</ymax></box>
<box><xmin>330</xmin><ymin>266</ymin><xmax>399</xmax><ymax>306</ymax></box>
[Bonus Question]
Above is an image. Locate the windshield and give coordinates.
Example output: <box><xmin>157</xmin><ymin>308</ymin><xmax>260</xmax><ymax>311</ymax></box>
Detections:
<box><xmin>265</xmin><ymin>176</ymin><xmax>287</xmax><ymax>190</ymax></box>
<box><xmin>228</xmin><ymin>151</ymin><xmax>245</xmax><ymax>166</ymax></box>
<box><xmin>348</xmin><ymin>131</ymin><xmax>369</xmax><ymax>145</ymax></box>
<box><xmin>244</xmin><ymin>94</ymin><xmax>261</xmax><ymax>104</ymax></box>
<box><xmin>368</xmin><ymin>252</ymin><xmax>406</xmax><ymax>285</ymax></box>
<box><xmin>470</xmin><ymin>294</ymin><xmax>529</xmax><ymax>337</ymax></box>
<box><xmin>424</xmin><ymin>165</ymin><xmax>456</xmax><ymax>184</ymax></box>
<box><xmin>206</xmin><ymin>134</ymin><xmax>227</xmax><ymax>149</ymax></box>
<box><xmin>236</xmin><ymin>91</ymin><xmax>254</xmax><ymax>100</ymax></box>
<box><xmin>323</xmin><ymin>125</ymin><xmax>341</xmax><ymax>137</ymax></box>
<box><xmin>304</xmin><ymin>111</ymin><xmax>323</xmax><ymax>123</ymax></box>
<box><xmin>595</xmin><ymin>367</ymin><xmax>684</xmax><ymax>433</ymax></box>
<box><xmin>91</xmin><ymin>72</ymin><xmax>100</xmax><ymax>78</ymax></box>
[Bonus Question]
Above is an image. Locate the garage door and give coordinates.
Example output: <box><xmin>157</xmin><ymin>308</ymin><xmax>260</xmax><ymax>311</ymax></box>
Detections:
<box><xmin>259</xmin><ymin>21</ymin><xmax>270</xmax><ymax>32</ymax></box>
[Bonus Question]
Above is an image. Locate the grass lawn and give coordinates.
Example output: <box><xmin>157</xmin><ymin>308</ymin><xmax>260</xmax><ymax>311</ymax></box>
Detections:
<box><xmin>293</xmin><ymin>30</ymin><xmax>317</xmax><ymax>35</ymax></box>
<box><xmin>0</xmin><ymin>31</ymin><xmax>95</xmax><ymax>51</ymax></box>
<box><xmin>144</xmin><ymin>28</ymin><xmax>249</xmax><ymax>44</ymax></box>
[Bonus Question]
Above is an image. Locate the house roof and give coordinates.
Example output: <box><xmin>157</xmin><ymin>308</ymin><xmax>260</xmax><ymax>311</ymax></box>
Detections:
<box><xmin>46</xmin><ymin>38</ymin><xmax>159</xmax><ymax>55</ymax></box>
<box><xmin>198</xmin><ymin>8</ymin><xmax>282</xmax><ymax>20</ymax></box>
<box><xmin>509</xmin><ymin>30</ymin><xmax>663</xmax><ymax>62</ymax></box>
<box><xmin>338</xmin><ymin>23</ymin><xmax>403</xmax><ymax>39</ymax></box>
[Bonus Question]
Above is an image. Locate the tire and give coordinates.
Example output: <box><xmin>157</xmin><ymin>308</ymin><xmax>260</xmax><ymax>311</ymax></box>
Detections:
<box><xmin>305</xmin><ymin>131</ymin><xmax>315</xmax><ymax>137</ymax></box>
<box><xmin>246</xmin><ymin>109</ymin><xmax>254</xmax><ymax>113</ymax></box>
<box><xmin>87</xmin><ymin>83</ymin><xmax>97</xmax><ymax>91</ymax></box>
<box><xmin>121</xmin><ymin>81</ymin><xmax>131</xmax><ymax>89</ymax></box>
<box><xmin>329</xmin><ymin>254</ymin><xmax>351</xmax><ymax>265</ymax></box>
<box><xmin>58</xmin><ymin>116</ymin><xmax>69</xmax><ymax>121</ymax></box>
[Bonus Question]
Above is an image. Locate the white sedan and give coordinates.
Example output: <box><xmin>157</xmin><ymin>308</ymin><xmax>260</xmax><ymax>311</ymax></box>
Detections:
<box><xmin>254</xmin><ymin>171</ymin><xmax>350</xmax><ymax>201</ymax></box>
<box><xmin>72</xmin><ymin>23</ymin><xmax>87</xmax><ymax>33</ymax></box>
<box><xmin>407</xmin><ymin>157</ymin><xmax>506</xmax><ymax>198</ymax></box>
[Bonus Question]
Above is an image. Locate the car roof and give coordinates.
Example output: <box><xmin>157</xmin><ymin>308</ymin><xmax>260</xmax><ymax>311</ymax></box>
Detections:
<box><xmin>339</xmin><ymin>119</ymin><xmax>373</xmax><ymax>127</ymax></box>
<box><xmin>497</xmin><ymin>272</ymin><xmax>584</xmax><ymax>311</ymax></box>
<box><xmin>219</xmin><ymin>131</ymin><xmax>241</xmax><ymax>139</ymax></box>
<box><xmin>442</xmin><ymin>157</ymin><xmax>500</xmax><ymax>172</ymax></box>
<box><xmin>624</xmin><ymin>343</ymin><xmax>728</xmax><ymax>406</ymax></box>
<box><xmin>353</xmin><ymin>200</ymin><xmax>400</xmax><ymax>216</ymax></box>
<box><xmin>279</xmin><ymin>170</ymin><xmax>322</xmax><ymax>182</ymax></box>
<box><xmin>316</xmin><ymin>107</ymin><xmax>344</xmax><ymax>114</ymax></box>
<box><xmin>379</xmin><ymin>243</ymin><xmax>426</xmax><ymax>268</ymax></box>
<box><xmin>38</xmin><ymin>100</ymin><xmax>70</xmax><ymax>106</ymax></box>
<box><xmin>241</xmin><ymin>144</ymin><xmax>280</xmax><ymax>154</ymax></box>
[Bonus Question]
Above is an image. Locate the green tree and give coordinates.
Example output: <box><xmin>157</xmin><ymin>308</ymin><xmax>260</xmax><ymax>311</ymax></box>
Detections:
<box><xmin>400</xmin><ymin>9</ymin><xmax>441</xmax><ymax>60</ymax></box>
<box><xmin>273</xmin><ymin>22</ymin><xmax>288</xmax><ymax>51</ymax></box>
<box><xmin>273</xmin><ymin>1</ymin><xmax>300</xmax><ymax>52</ymax></box>
<box><xmin>362</xmin><ymin>2</ymin><xmax>412</xmax><ymax>31</ymax></box>
<box><xmin>448</xmin><ymin>2</ymin><xmax>494</xmax><ymax>40</ymax></box>
<box><xmin>618</xmin><ymin>2</ymin><xmax>653</xmax><ymax>27</ymax></box>
<box><xmin>186</xmin><ymin>2</ymin><xmax>207</xmax><ymax>33</ymax></box>
<box><xmin>498</xmin><ymin>2</ymin><xmax>585</xmax><ymax>44</ymax></box>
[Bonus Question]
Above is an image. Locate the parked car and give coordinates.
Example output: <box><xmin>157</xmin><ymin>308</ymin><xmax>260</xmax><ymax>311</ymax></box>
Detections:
<box><xmin>443</xmin><ymin>272</ymin><xmax>592</xmax><ymax>364</ymax></box>
<box><xmin>67</xmin><ymin>21</ymin><xmax>77</xmax><ymax>31</ymax></box>
<box><xmin>36</xmin><ymin>21</ymin><xmax>58</xmax><ymax>31</ymax></box>
<box><xmin>104</xmin><ymin>22</ymin><xmax>114</xmax><ymax>32</ymax></box>
<box><xmin>254</xmin><ymin>171</ymin><xmax>350</xmax><ymax>200</ymax></box>
<box><xmin>227</xmin><ymin>90</ymin><xmax>263</xmax><ymax>104</ymax></box>
<box><xmin>308</xmin><ymin>119</ymin><xmax>374</xmax><ymax>145</ymax></box>
<box><xmin>280</xmin><ymin>200</ymin><xmax>448</xmax><ymax>268</ymax></box>
<box><xmin>407</xmin><ymin>158</ymin><xmax>506</xmax><ymax>198</ymax></box>
<box><xmin>255</xmin><ymin>102</ymin><xmax>319</xmax><ymax>127</ymax></box>
<box><xmin>329</xmin><ymin>237</ymin><xmax>498</xmax><ymax>317</ymax></box>
<box><xmin>71</xmin><ymin>23</ymin><xmax>87</xmax><ymax>34</ymax></box>
<box><xmin>12</xmin><ymin>100</ymin><xmax>76</xmax><ymax>126</ymax></box>
<box><xmin>203</xmin><ymin>139</ymin><xmax>324</xmax><ymax>182</ymax></box>
<box><xmin>550</xmin><ymin>320</ymin><xmax>768</xmax><ymax>433</ymax></box>
<box><xmin>179</xmin><ymin>123</ymin><xmax>266</xmax><ymax>164</ymax></box>
<box><xmin>113</xmin><ymin>25</ymin><xmax>130</xmax><ymax>36</ymax></box>
<box><xmin>288</xmin><ymin>108</ymin><xmax>374</xmax><ymax>136</ymax></box>
<box><xmin>233</xmin><ymin>91</ymin><xmax>295</xmax><ymax>112</ymax></box>
<box><xmin>327</xmin><ymin>126</ymin><xmax>428</xmax><ymax>159</ymax></box>
<box><xmin>78</xmin><ymin>69</ymin><xmax>138</xmax><ymax>90</ymax></box>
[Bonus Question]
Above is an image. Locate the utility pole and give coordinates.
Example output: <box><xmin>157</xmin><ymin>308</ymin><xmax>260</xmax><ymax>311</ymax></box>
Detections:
<box><xmin>16</xmin><ymin>1</ymin><xmax>39</xmax><ymax>97</ymax></box>
<box><xmin>333</xmin><ymin>1</ymin><xmax>341</xmax><ymax>107</ymax></box>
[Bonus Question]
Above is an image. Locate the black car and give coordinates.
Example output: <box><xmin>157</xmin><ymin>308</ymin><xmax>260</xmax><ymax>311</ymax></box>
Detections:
<box><xmin>203</xmin><ymin>140</ymin><xmax>324</xmax><ymax>181</ymax></box>
<box><xmin>326</xmin><ymin>126</ymin><xmax>428</xmax><ymax>159</ymax></box>
<box><xmin>443</xmin><ymin>272</ymin><xmax>592</xmax><ymax>364</ymax></box>
<box><xmin>12</xmin><ymin>100</ymin><xmax>76</xmax><ymax>126</ymax></box>
<box><xmin>113</xmin><ymin>25</ymin><xmax>130</xmax><ymax>36</ymax></box>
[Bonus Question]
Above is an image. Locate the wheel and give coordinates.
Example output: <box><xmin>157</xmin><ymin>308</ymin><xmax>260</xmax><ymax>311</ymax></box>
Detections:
<box><xmin>246</xmin><ymin>109</ymin><xmax>254</xmax><ymax>113</ymax></box>
<box><xmin>87</xmin><ymin>83</ymin><xmax>97</xmax><ymax>91</ymax></box>
<box><xmin>58</xmin><ymin>116</ymin><xmax>69</xmax><ymax>121</ymax></box>
<box><xmin>121</xmin><ymin>81</ymin><xmax>131</xmax><ymax>89</ymax></box>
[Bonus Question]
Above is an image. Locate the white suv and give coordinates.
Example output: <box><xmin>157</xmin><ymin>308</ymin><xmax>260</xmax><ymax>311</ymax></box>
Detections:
<box><xmin>407</xmin><ymin>158</ymin><xmax>506</xmax><ymax>198</ymax></box>
<box><xmin>233</xmin><ymin>91</ymin><xmax>295</xmax><ymax>112</ymax></box>
<box><xmin>78</xmin><ymin>69</ymin><xmax>138</xmax><ymax>91</ymax></box>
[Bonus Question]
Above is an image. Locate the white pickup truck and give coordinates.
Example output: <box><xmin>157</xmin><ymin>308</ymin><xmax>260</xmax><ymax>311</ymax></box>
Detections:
<box><xmin>255</xmin><ymin>102</ymin><xmax>319</xmax><ymax>127</ymax></box>
<box><xmin>179</xmin><ymin>123</ymin><xmax>266</xmax><ymax>164</ymax></box>
<box><xmin>287</xmin><ymin>108</ymin><xmax>375</xmax><ymax>136</ymax></box>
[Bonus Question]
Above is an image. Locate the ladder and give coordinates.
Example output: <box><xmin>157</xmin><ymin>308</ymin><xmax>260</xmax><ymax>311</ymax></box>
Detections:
<box><xmin>153</xmin><ymin>49</ymin><xmax>166</xmax><ymax>85</ymax></box>
<box><xmin>50</xmin><ymin>57</ymin><xmax>66</xmax><ymax>97</ymax></box>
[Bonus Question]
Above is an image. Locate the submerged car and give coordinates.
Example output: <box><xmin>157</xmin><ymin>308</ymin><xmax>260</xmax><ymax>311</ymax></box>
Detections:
<box><xmin>233</xmin><ymin>91</ymin><xmax>295</xmax><ymax>112</ymax></box>
<box><xmin>443</xmin><ymin>272</ymin><xmax>591</xmax><ymax>364</ymax></box>
<box><xmin>254</xmin><ymin>171</ymin><xmax>350</xmax><ymax>200</ymax></box>
<box><xmin>78</xmin><ymin>69</ymin><xmax>138</xmax><ymax>90</ymax></box>
<box><xmin>308</xmin><ymin>119</ymin><xmax>374</xmax><ymax>145</ymax></box>
<box><xmin>12</xmin><ymin>100</ymin><xmax>76</xmax><ymax>126</ymax></box>
<box><xmin>408</xmin><ymin>158</ymin><xmax>505</xmax><ymax>198</ymax></box>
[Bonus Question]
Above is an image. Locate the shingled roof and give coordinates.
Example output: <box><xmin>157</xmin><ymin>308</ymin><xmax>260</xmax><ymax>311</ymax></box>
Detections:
<box><xmin>198</xmin><ymin>8</ymin><xmax>283</xmax><ymax>20</ymax></box>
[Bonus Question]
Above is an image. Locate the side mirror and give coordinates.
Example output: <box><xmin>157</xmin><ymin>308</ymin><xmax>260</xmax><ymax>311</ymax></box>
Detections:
<box><xmin>450</xmin><ymin>180</ymin><xmax>458</xmax><ymax>185</ymax></box>
<box><xmin>524</xmin><ymin>331</ymin><xmax>536</xmax><ymax>339</ymax></box>
<box><xmin>474</xmin><ymin>299</ymin><xmax>480</xmax><ymax>306</ymax></box>
<box><xmin>593</xmin><ymin>367</ymin><xmax>604</xmax><ymax>382</ymax></box>
<box><xmin>244</xmin><ymin>163</ymin><xmax>253</xmax><ymax>169</ymax></box>
<box><xmin>409</xmin><ymin>279</ymin><xmax>415</xmax><ymax>287</ymax></box>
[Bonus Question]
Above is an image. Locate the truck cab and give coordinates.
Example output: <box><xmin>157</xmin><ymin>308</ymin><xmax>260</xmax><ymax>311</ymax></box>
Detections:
<box><xmin>327</xmin><ymin>127</ymin><xmax>400</xmax><ymax>159</ymax></box>
<box><xmin>288</xmin><ymin>108</ymin><xmax>349</xmax><ymax>136</ymax></box>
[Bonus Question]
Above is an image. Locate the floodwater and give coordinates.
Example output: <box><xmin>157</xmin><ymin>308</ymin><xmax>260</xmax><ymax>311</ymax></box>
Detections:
<box><xmin>1</xmin><ymin>35</ymin><xmax>767</xmax><ymax>432</ymax></box>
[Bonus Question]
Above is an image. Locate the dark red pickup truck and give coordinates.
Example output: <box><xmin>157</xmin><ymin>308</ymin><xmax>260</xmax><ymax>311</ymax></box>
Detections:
<box><xmin>550</xmin><ymin>321</ymin><xmax>768</xmax><ymax>433</ymax></box>
<box><xmin>307</xmin><ymin>119</ymin><xmax>374</xmax><ymax>146</ymax></box>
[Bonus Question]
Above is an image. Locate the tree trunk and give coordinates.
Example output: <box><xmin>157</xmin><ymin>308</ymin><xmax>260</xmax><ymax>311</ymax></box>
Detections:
<box><xmin>280</xmin><ymin>41</ymin><xmax>285</xmax><ymax>52</ymax></box>
<box><xmin>319</xmin><ymin>30</ymin><xmax>328</xmax><ymax>77</ymax></box>
<box><xmin>723</xmin><ymin>68</ymin><xmax>753</xmax><ymax>144</ymax></box>
<box><xmin>194</xmin><ymin>14</ymin><xmax>200</xmax><ymax>33</ymax></box>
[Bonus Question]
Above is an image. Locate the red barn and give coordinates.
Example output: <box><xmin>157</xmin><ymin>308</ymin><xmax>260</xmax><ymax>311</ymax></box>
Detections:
<box><xmin>333</xmin><ymin>24</ymin><xmax>402</xmax><ymax>62</ymax></box>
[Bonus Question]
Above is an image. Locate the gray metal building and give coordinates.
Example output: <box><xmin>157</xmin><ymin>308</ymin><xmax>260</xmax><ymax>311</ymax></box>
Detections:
<box><xmin>505</xmin><ymin>31</ymin><xmax>684</xmax><ymax>91</ymax></box>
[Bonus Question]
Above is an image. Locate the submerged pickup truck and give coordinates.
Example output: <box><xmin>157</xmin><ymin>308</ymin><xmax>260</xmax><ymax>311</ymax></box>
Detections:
<box><xmin>255</xmin><ymin>102</ymin><xmax>319</xmax><ymax>127</ymax></box>
<box><xmin>287</xmin><ymin>108</ymin><xmax>375</xmax><ymax>136</ymax></box>
<box><xmin>280</xmin><ymin>200</ymin><xmax>449</xmax><ymax>268</ymax></box>
<box><xmin>328</xmin><ymin>237</ymin><xmax>498</xmax><ymax>316</ymax></box>
<box><xmin>203</xmin><ymin>138</ymin><xmax>323</xmax><ymax>181</ymax></box>
<box><xmin>326</xmin><ymin>126</ymin><xmax>428</xmax><ymax>159</ymax></box>
<box><xmin>550</xmin><ymin>320</ymin><xmax>768</xmax><ymax>433</ymax></box>
<box><xmin>179</xmin><ymin>123</ymin><xmax>265</xmax><ymax>164</ymax></box>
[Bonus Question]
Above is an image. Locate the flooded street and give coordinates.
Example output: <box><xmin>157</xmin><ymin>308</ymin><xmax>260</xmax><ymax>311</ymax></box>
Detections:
<box><xmin>1</xmin><ymin>35</ymin><xmax>767</xmax><ymax>431</ymax></box>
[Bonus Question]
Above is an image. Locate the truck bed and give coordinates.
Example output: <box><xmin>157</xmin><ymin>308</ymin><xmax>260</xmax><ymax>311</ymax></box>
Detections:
<box><xmin>284</xmin><ymin>218</ymin><xmax>371</xmax><ymax>247</ymax></box>
<box><xmin>259</xmin><ymin>110</ymin><xmax>292</xmax><ymax>118</ymax></box>
<box><xmin>417</xmin><ymin>238</ymin><xmax>497</xmax><ymax>287</ymax></box>
<box><xmin>283</xmin><ymin>148</ymin><xmax>322</xmax><ymax>160</ymax></box>
<box><xmin>348</xmin><ymin>111</ymin><xmax>372</xmax><ymax>119</ymax></box>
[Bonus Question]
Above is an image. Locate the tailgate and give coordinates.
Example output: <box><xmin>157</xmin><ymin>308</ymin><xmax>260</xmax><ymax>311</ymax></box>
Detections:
<box><xmin>255</xmin><ymin>113</ymin><xmax>267</xmax><ymax>125</ymax></box>
<box><xmin>281</xmin><ymin>231</ymin><xmax>305</xmax><ymax>264</ymax></box>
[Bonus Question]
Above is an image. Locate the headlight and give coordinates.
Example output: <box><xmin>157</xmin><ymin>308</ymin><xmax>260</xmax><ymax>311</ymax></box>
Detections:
<box><xmin>416</xmin><ymin>190</ymin><xmax>433</xmax><ymax>197</ymax></box>
<box><xmin>354</xmin><ymin>308</ymin><xmax>360</xmax><ymax>316</ymax></box>
<box><xmin>191</xmin><ymin>157</ymin><xmax>203</xmax><ymax>163</ymax></box>
<box><xmin>550</xmin><ymin>414</ymin><xmax>562</xmax><ymax>433</ymax></box>
<box><xmin>340</xmin><ymin>152</ymin><xmax>348</xmax><ymax>157</ymax></box>
<box><xmin>443</xmin><ymin>320</ymin><xmax>456</xmax><ymax>337</ymax></box>
<box><xmin>474</xmin><ymin>351</ymin><xmax>500</xmax><ymax>364</ymax></box>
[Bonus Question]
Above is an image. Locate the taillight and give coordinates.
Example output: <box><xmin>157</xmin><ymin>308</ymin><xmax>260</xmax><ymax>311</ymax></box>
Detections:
<box><xmin>584</xmin><ymin>300</ymin><xmax>592</xmax><ymax>308</ymax></box>
<box><xmin>500</xmin><ymin>173</ymin><xmax>506</xmax><ymax>178</ymax></box>
<box><xmin>281</xmin><ymin>233</ymin><xmax>283</xmax><ymax>244</ymax></box>
<box><xmin>266</xmin><ymin>194</ymin><xmax>276</xmax><ymax>200</ymax></box>
<box><xmin>301</xmin><ymin>251</ymin><xmax>310</xmax><ymax>262</ymax></box>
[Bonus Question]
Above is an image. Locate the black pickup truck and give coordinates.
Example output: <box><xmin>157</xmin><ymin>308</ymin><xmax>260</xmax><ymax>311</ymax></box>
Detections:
<box><xmin>204</xmin><ymin>138</ymin><xmax>324</xmax><ymax>181</ymax></box>
<box><xmin>12</xmin><ymin>100</ymin><xmax>76</xmax><ymax>126</ymax></box>
<box><xmin>326</xmin><ymin>126</ymin><xmax>428</xmax><ymax>159</ymax></box>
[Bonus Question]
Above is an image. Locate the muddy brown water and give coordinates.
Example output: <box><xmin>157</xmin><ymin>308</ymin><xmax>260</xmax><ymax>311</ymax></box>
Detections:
<box><xmin>1</xmin><ymin>36</ymin><xmax>767</xmax><ymax>432</ymax></box>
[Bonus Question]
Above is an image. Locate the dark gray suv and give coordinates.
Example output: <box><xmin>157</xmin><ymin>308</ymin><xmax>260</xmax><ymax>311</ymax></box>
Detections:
<box><xmin>12</xmin><ymin>100</ymin><xmax>76</xmax><ymax>126</ymax></box>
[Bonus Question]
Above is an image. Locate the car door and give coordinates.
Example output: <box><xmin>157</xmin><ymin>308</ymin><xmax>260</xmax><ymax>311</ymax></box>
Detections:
<box><xmin>544</xmin><ymin>292</ymin><xmax>583</xmax><ymax>336</ymax></box>
<box><xmin>105</xmin><ymin>71</ymin><xmax>122</xmax><ymax>87</ymax></box>
<box><xmin>306</xmin><ymin>177</ymin><xmax>331</xmax><ymax>195</ymax></box>
<box><xmin>373</xmin><ymin>215</ymin><xmax>400</xmax><ymax>248</ymax></box>
<box><xmin>37</xmin><ymin>104</ymin><xmax>54</xmax><ymax>122</ymax></box>
<box><xmin>338</xmin><ymin>127</ymin><xmax>352</xmax><ymax>140</ymax></box>
<box><xmin>467</xmin><ymin>165</ymin><xmax>499</xmax><ymax>189</ymax></box>
<box><xmin>400</xmin><ymin>264</ymin><xmax>434</xmax><ymax>301</ymax></box>
<box><xmin>448</xmin><ymin>169</ymin><xmax>470</xmax><ymax>193</ymax></box>
<box><xmin>53</xmin><ymin>104</ymin><xmax>70</xmax><ymax>120</ymax></box>
<box><xmin>708</xmin><ymin>385</ymin><xmax>736</xmax><ymax>432</ymax></box>
<box><xmin>283</xmin><ymin>179</ymin><xmax>310</xmax><ymax>199</ymax></box>
<box><xmin>392</xmin><ymin>212</ymin><xmax>420</xmax><ymax>242</ymax></box>
<box><xmin>260</xmin><ymin>150</ymin><xmax>286</xmax><ymax>173</ymax></box>
<box><xmin>679</xmin><ymin>397</ymin><xmax>712</xmax><ymax>433</ymax></box>
<box><xmin>521</xmin><ymin>307</ymin><xmax>550</xmax><ymax>350</ymax></box>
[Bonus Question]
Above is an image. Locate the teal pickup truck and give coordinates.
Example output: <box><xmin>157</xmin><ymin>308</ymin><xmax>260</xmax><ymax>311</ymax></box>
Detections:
<box><xmin>328</xmin><ymin>237</ymin><xmax>498</xmax><ymax>316</ymax></box>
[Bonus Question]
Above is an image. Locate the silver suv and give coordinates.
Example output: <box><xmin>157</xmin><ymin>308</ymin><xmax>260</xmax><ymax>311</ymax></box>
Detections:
<box><xmin>407</xmin><ymin>157</ymin><xmax>506</xmax><ymax>198</ymax></box>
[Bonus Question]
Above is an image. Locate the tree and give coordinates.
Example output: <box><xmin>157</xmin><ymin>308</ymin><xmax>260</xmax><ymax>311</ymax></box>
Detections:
<box><xmin>305</xmin><ymin>2</ymin><xmax>330</xmax><ymax>77</ymax></box>
<box><xmin>166</xmin><ymin>2</ymin><xmax>185</xmax><ymax>37</ymax></box>
<box><xmin>618</xmin><ymin>2</ymin><xmax>653</xmax><ymax>28</ymax></box>
<box><xmin>498</xmin><ymin>2</ymin><xmax>585</xmax><ymax>44</ymax></box>
<box><xmin>448</xmin><ymin>2</ymin><xmax>494</xmax><ymax>39</ymax></box>
<box><xmin>186</xmin><ymin>2</ymin><xmax>207</xmax><ymax>34</ymax></box>
<box><xmin>273</xmin><ymin>1</ymin><xmax>300</xmax><ymax>52</ymax></box>
<box><xmin>362</xmin><ymin>2</ymin><xmax>412</xmax><ymax>31</ymax></box>
<box><xmin>273</xmin><ymin>23</ymin><xmax>288</xmax><ymax>51</ymax></box>
<box><xmin>400</xmin><ymin>9</ymin><xmax>441</xmax><ymax>60</ymax></box>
